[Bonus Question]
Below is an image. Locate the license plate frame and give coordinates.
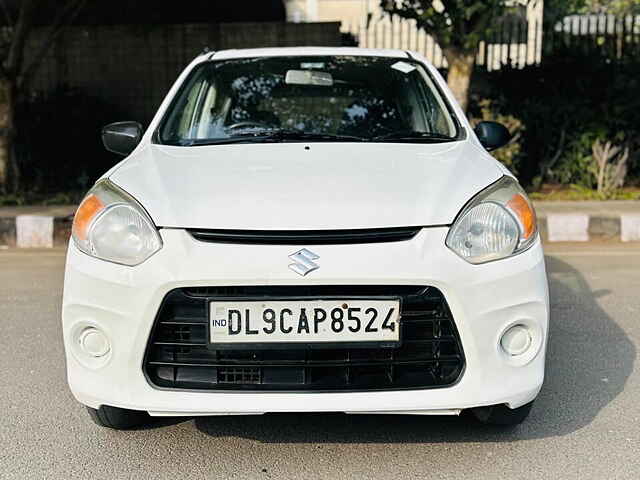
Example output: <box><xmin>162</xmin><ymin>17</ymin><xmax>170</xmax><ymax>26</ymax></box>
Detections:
<box><xmin>207</xmin><ymin>295</ymin><xmax>402</xmax><ymax>350</ymax></box>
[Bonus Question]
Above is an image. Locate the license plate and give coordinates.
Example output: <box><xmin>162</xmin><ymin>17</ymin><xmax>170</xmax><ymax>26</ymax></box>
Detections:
<box><xmin>209</xmin><ymin>299</ymin><xmax>400</xmax><ymax>346</ymax></box>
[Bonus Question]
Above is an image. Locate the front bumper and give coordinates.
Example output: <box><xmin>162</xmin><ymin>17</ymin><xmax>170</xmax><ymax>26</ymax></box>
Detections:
<box><xmin>62</xmin><ymin>227</ymin><xmax>549</xmax><ymax>416</ymax></box>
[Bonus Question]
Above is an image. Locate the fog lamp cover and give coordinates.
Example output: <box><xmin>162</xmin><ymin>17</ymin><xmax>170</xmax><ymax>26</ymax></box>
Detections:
<box><xmin>500</xmin><ymin>325</ymin><xmax>532</xmax><ymax>356</ymax></box>
<box><xmin>78</xmin><ymin>327</ymin><xmax>110</xmax><ymax>358</ymax></box>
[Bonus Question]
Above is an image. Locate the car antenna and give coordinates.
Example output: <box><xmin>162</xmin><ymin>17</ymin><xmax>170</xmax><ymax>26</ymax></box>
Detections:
<box><xmin>199</xmin><ymin>46</ymin><xmax>215</xmax><ymax>57</ymax></box>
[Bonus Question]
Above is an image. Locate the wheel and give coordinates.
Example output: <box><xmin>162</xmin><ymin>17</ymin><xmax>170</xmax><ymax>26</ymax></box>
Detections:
<box><xmin>470</xmin><ymin>401</ymin><xmax>534</xmax><ymax>426</ymax></box>
<box><xmin>86</xmin><ymin>405</ymin><xmax>150</xmax><ymax>430</ymax></box>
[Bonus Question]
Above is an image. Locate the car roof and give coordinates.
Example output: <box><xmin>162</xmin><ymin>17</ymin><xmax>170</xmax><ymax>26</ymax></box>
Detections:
<box><xmin>210</xmin><ymin>46</ymin><xmax>411</xmax><ymax>61</ymax></box>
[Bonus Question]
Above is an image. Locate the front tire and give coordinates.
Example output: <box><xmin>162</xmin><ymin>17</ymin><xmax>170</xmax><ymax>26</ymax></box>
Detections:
<box><xmin>87</xmin><ymin>405</ymin><xmax>150</xmax><ymax>430</ymax></box>
<box><xmin>470</xmin><ymin>401</ymin><xmax>534</xmax><ymax>426</ymax></box>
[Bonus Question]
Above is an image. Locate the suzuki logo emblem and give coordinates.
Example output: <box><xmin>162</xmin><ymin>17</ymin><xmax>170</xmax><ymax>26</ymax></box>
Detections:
<box><xmin>288</xmin><ymin>249</ymin><xmax>320</xmax><ymax>276</ymax></box>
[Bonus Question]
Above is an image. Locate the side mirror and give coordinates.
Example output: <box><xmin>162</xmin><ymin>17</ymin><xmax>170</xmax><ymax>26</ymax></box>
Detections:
<box><xmin>102</xmin><ymin>121</ymin><xmax>143</xmax><ymax>156</ymax></box>
<box><xmin>474</xmin><ymin>121</ymin><xmax>511</xmax><ymax>151</ymax></box>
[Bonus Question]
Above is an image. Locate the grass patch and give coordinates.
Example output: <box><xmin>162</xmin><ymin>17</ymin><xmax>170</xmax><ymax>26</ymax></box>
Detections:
<box><xmin>530</xmin><ymin>184</ymin><xmax>640</xmax><ymax>201</ymax></box>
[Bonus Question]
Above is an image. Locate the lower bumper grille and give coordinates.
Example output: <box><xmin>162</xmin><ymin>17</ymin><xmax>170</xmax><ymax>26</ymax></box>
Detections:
<box><xmin>143</xmin><ymin>286</ymin><xmax>465</xmax><ymax>391</ymax></box>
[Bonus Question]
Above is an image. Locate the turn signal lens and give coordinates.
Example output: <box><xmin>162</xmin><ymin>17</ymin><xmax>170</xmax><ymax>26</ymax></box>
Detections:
<box><xmin>72</xmin><ymin>194</ymin><xmax>104</xmax><ymax>241</ymax></box>
<box><xmin>446</xmin><ymin>176</ymin><xmax>538</xmax><ymax>264</ymax></box>
<box><xmin>507</xmin><ymin>193</ymin><xmax>536</xmax><ymax>241</ymax></box>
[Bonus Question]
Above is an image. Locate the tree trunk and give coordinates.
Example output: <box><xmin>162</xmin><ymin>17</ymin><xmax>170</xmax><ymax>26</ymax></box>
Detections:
<box><xmin>443</xmin><ymin>48</ymin><xmax>476</xmax><ymax>113</ymax></box>
<box><xmin>0</xmin><ymin>77</ymin><xmax>16</xmax><ymax>194</ymax></box>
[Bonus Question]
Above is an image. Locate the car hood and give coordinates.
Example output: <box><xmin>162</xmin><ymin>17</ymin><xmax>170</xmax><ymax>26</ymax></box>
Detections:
<box><xmin>108</xmin><ymin>141</ymin><xmax>503</xmax><ymax>230</ymax></box>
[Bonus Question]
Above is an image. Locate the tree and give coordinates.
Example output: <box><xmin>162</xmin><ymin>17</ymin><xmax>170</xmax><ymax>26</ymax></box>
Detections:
<box><xmin>380</xmin><ymin>0</ymin><xmax>535</xmax><ymax>112</ymax></box>
<box><xmin>544</xmin><ymin>0</ymin><xmax>588</xmax><ymax>26</ymax></box>
<box><xmin>0</xmin><ymin>0</ymin><xmax>87</xmax><ymax>194</ymax></box>
<box><xmin>545</xmin><ymin>0</ymin><xmax>640</xmax><ymax>24</ymax></box>
<box><xmin>581</xmin><ymin>0</ymin><xmax>640</xmax><ymax>14</ymax></box>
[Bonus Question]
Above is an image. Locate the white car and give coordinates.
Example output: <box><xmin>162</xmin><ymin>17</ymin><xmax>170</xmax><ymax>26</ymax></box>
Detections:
<box><xmin>62</xmin><ymin>47</ymin><xmax>549</xmax><ymax>430</ymax></box>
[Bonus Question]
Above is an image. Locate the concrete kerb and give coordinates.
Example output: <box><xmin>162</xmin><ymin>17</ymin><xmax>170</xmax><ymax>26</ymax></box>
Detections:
<box><xmin>0</xmin><ymin>202</ymin><xmax>639</xmax><ymax>248</ymax></box>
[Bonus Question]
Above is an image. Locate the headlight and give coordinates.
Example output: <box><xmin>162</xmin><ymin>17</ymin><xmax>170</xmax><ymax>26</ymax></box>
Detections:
<box><xmin>72</xmin><ymin>180</ymin><xmax>162</xmax><ymax>266</ymax></box>
<box><xmin>446</xmin><ymin>176</ymin><xmax>537</xmax><ymax>264</ymax></box>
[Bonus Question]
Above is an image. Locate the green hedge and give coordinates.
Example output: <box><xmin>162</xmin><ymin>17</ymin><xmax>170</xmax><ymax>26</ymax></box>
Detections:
<box><xmin>470</xmin><ymin>48</ymin><xmax>640</xmax><ymax>189</ymax></box>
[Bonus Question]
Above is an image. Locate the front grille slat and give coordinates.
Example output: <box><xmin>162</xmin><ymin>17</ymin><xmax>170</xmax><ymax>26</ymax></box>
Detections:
<box><xmin>401</xmin><ymin>310</ymin><xmax>443</xmax><ymax>317</ymax></box>
<box><xmin>143</xmin><ymin>286</ymin><xmax>465</xmax><ymax>392</ymax></box>
<box><xmin>148</xmin><ymin>356</ymin><xmax>462</xmax><ymax>368</ymax></box>
<box><xmin>188</xmin><ymin>227</ymin><xmax>421</xmax><ymax>245</ymax></box>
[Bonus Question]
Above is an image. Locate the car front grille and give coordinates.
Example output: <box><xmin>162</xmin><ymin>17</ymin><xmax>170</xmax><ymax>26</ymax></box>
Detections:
<box><xmin>187</xmin><ymin>227</ymin><xmax>421</xmax><ymax>245</ymax></box>
<box><xmin>143</xmin><ymin>286</ymin><xmax>465</xmax><ymax>392</ymax></box>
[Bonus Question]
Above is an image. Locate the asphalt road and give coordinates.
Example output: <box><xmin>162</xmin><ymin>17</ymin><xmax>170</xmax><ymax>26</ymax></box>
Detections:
<box><xmin>1</xmin><ymin>245</ymin><xmax>639</xmax><ymax>479</ymax></box>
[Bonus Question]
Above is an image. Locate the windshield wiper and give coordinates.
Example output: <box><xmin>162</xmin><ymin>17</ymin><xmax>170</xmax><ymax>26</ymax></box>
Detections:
<box><xmin>175</xmin><ymin>130</ymin><xmax>453</xmax><ymax>146</ymax></box>
<box><xmin>264</xmin><ymin>130</ymin><xmax>367</xmax><ymax>142</ymax></box>
<box><xmin>178</xmin><ymin>129</ymin><xmax>366</xmax><ymax>146</ymax></box>
<box><xmin>371</xmin><ymin>131</ymin><xmax>456</xmax><ymax>143</ymax></box>
<box><xmin>177</xmin><ymin>132</ymin><xmax>275</xmax><ymax>146</ymax></box>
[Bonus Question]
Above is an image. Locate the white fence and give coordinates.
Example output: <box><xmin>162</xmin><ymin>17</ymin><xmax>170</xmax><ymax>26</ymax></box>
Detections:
<box><xmin>342</xmin><ymin>12</ymin><xmax>543</xmax><ymax>71</ymax></box>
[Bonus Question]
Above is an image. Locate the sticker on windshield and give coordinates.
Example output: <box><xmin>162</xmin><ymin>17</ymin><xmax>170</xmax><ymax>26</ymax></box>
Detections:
<box><xmin>391</xmin><ymin>61</ymin><xmax>417</xmax><ymax>74</ymax></box>
<box><xmin>301</xmin><ymin>62</ymin><xmax>325</xmax><ymax>69</ymax></box>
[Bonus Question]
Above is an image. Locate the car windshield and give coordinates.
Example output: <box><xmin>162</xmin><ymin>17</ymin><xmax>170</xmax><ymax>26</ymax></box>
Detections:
<box><xmin>158</xmin><ymin>55</ymin><xmax>459</xmax><ymax>145</ymax></box>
